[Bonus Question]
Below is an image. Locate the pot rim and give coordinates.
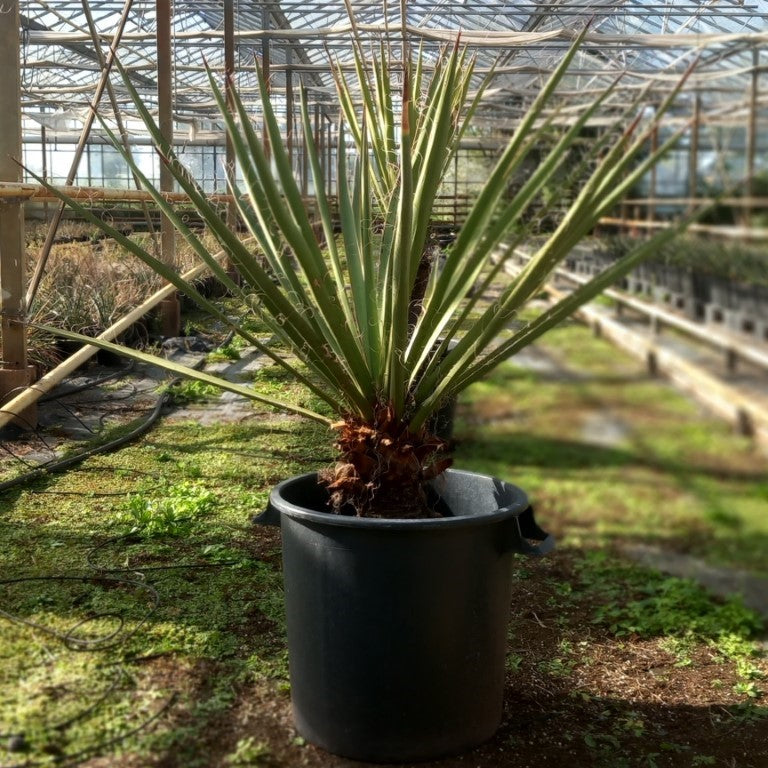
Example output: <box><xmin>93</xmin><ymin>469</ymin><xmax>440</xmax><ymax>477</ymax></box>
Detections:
<box><xmin>268</xmin><ymin>467</ymin><xmax>529</xmax><ymax>531</ymax></box>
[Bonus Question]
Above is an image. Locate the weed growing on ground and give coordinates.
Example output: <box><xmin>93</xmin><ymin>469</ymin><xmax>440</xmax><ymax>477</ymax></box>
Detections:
<box><xmin>120</xmin><ymin>482</ymin><xmax>217</xmax><ymax>538</ymax></box>
<box><xmin>206</xmin><ymin>343</ymin><xmax>242</xmax><ymax>364</ymax></box>
<box><xmin>161</xmin><ymin>379</ymin><xmax>222</xmax><ymax>404</ymax></box>
<box><xmin>578</xmin><ymin>550</ymin><xmax>763</xmax><ymax>641</ymax></box>
<box><xmin>226</xmin><ymin>737</ymin><xmax>273</xmax><ymax>766</ymax></box>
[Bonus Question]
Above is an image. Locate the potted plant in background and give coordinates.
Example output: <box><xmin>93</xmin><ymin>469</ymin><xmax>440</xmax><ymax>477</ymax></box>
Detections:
<box><xmin>32</xmin><ymin>21</ymin><xmax>698</xmax><ymax>762</ymax></box>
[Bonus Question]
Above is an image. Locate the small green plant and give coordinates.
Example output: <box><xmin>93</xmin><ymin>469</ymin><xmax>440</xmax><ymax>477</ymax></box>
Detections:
<box><xmin>162</xmin><ymin>378</ymin><xmax>222</xmax><ymax>404</ymax></box>
<box><xmin>206</xmin><ymin>343</ymin><xmax>241</xmax><ymax>363</ymax></box>
<box><xmin>226</xmin><ymin>737</ymin><xmax>272</xmax><ymax>766</ymax></box>
<box><xmin>249</xmin><ymin>363</ymin><xmax>295</xmax><ymax>382</ymax></box>
<box><xmin>120</xmin><ymin>481</ymin><xmax>217</xmax><ymax>538</ymax></box>
<box><xmin>734</xmin><ymin>680</ymin><xmax>763</xmax><ymax>699</ymax></box>
<box><xmin>659</xmin><ymin>636</ymin><xmax>695</xmax><ymax>667</ymax></box>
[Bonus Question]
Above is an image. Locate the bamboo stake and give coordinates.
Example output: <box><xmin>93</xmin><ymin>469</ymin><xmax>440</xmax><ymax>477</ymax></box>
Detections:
<box><xmin>156</xmin><ymin>0</ymin><xmax>180</xmax><ymax>337</ymax></box>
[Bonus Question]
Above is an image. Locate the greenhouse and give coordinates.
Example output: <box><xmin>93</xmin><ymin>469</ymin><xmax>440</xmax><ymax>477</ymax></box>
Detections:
<box><xmin>1</xmin><ymin>2</ymin><xmax>768</xmax><ymax>766</ymax></box>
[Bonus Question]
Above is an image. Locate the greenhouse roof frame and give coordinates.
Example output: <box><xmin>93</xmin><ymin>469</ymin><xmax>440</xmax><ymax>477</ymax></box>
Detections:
<box><xmin>16</xmin><ymin>0</ymin><xmax>768</xmax><ymax>134</ymax></box>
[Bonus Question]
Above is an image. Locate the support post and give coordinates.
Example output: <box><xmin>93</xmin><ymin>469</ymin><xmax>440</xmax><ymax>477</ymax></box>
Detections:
<box><xmin>647</xmin><ymin>123</ymin><xmax>658</xmax><ymax>226</ymax></box>
<box><xmin>314</xmin><ymin>102</ymin><xmax>323</xmax><ymax>186</ymax></box>
<box><xmin>301</xmin><ymin>91</ymin><xmax>309</xmax><ymax>197</ymax></box>
<box><xmin>261</xmin><ymin>3</ymin><xmax>271</xmax><ymax>160</ymax></box>
<box><xmin>0</xmin><ymin>0</ymin><xmax>36</xmax><ymax>429</ymax></box>
<box><xmin>745</xmin><ymin>48</ymin><xmax>759</xmax><ymax>227</ymax></box>
<box><xmin>41</xmin><ymin>123</ymin><xmax>49</xmax><ymax>219</ymax></box>
<box><xmin>156</xmin><ymin>0</ymin><xmax>180</xmax><ymax>336</ymax></box>
<box><xmin>688</xmin><ymin>95</ymin><xmax>700</xmax><ymax>214</ymax></box>
<box><xmin>224</xmin><ymin>0</ymin><xmax>237</xmax><ymax>229</ymax></box>
<box><xmin>285</xmin><ymin>48</ymin><xmax>294</xmax><ymax>167</ymax></box>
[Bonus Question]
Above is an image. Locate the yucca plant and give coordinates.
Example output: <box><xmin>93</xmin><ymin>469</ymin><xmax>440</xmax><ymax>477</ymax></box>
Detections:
<box><xmin>34</xmin><ymin>27</ymin><xmax>697</xmax><ymax>517</ymax></box>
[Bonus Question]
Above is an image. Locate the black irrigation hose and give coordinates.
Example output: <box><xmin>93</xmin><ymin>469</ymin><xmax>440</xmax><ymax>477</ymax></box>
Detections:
<box><xmin>1</xmin><ymin>692</ymin><xmax>179</xmax><ymax>768</ymax></box>
<box><xmin>0</xmin><ymin>387</ymin><xmax>172</xmax><ymax>495</ymax></box>
<box><xmin>0</xmin><ymin>329</ymin><xmax>231</xmax><ymax>495</ymax></box>
<box><xmin>0</xmin><ymin>569</ymin><xmax>164</xmax><ymax>760</ymax></box>
<box><xmin>0</xmin><ymin>574</ymin><xmax>160</xmax><ymax>652</ymax></box>
<box><xmin>38</xmin><ymin>362</ymin><xmax>136</xmax><ymax>403</ymax></box>
<box><xmin>85</xmin><ymin>521</ymin><xmax>251</xmax><ymax>573</ymax></box>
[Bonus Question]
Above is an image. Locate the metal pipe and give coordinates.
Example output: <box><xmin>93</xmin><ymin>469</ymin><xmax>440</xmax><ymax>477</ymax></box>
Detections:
<box><xmin>745</xmin><ymin>48</ymin><xmax>759</xmax><ymax>226</ymax></box>
<box><xmin>687</xmin><ymin>94</ymin><xmax>700</xmax><ymax>214</ymax></box>
<box><xmin>262</xmin><ymin>2</ymin><xmax>272</xmax><ymax>160</ymax></box>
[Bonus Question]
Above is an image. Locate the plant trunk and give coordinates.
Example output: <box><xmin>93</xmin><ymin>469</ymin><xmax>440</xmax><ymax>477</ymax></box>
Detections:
<box><xmin>322</xmin><ymin>404</ymin><xmax>452</xmax><ymax>518</ymax></box>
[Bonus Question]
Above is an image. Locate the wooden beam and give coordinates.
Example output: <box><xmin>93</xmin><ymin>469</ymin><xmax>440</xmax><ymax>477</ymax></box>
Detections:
<box><xmin>0</xmin><ymin>181</ymin><xmax>237</xmax><ymax>203</ymax></box>
<box><xmin>0</xmin><ymin>0</ymin><xmax>36</xmax><ymax>428</ymax></box>
<box><xmin>688</xmin><ymin>95</ymin><xmax>700</xmax><ymax>214</ymax></box>
<box><xmin>156</xmin><ymin>0</ymin><xmax>180</xmax><ymax>336</ymax></box>
<box><xmin>745</xmin><ymin>48</ymin><xmax>759</xmax><ymax>226</ymax></box>
<box><xmin>224</xmin><ymin>0</ymin><xmax>237</xmax><ymax>229</ymax></box>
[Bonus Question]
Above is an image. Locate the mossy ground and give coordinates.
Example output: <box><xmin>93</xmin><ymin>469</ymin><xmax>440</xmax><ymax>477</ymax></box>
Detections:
<box><xmin>1</xmin><ymin>320</ymin><xmax>767</xmax><ymax>767</ymax></box>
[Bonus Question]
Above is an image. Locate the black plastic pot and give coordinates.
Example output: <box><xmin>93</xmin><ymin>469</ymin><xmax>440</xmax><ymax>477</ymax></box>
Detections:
<box><xmin>255</xmin><ymin>468</ymin><xmax>554</xmax><ymax>763</ymax></box>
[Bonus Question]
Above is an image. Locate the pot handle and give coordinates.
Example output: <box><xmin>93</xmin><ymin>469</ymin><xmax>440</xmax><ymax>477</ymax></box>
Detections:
<box><xmin>252</xmin><ymin>501</ymin><xmax>281</xmax><ymax>527</ymax></box>
<box><xmin>504</xmin><ymin>504</ymin><xmax>555</xmax><ymax>556</ymax></box>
